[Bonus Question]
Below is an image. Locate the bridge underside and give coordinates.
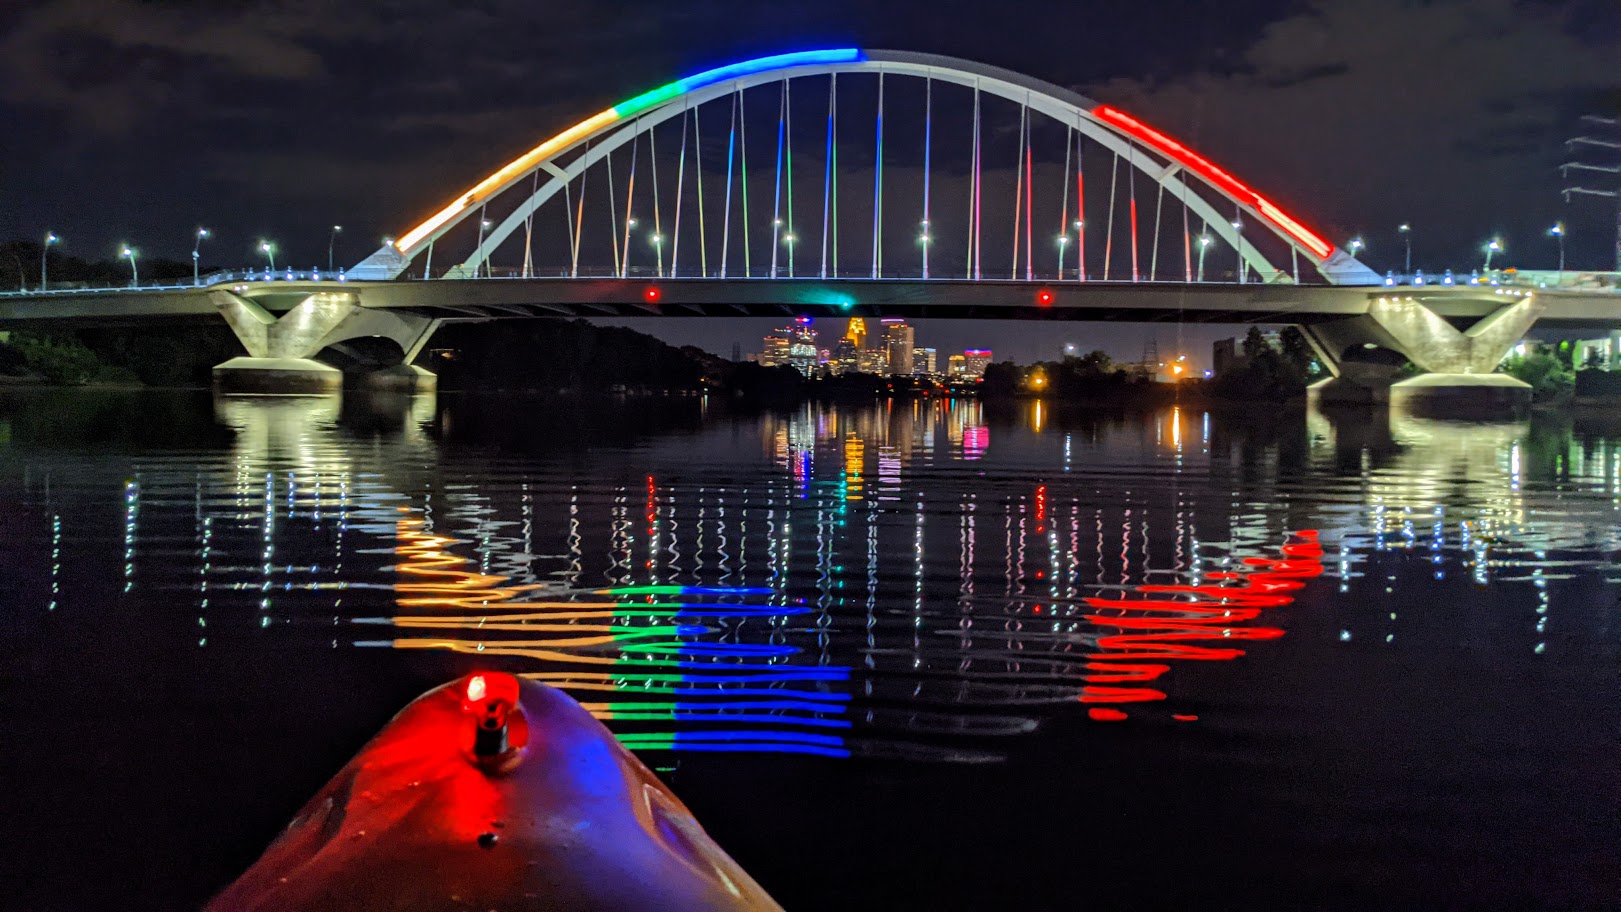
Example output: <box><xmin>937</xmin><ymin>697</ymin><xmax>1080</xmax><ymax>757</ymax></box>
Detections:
<box><xmin>3</xmin><ymin>279</ymin><xmax>1614</xmax><ymax>412</ymax></box>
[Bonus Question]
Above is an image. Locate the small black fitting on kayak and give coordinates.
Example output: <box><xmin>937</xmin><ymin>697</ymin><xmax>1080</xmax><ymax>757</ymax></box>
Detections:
<box><xmin>473</xmin><ymin>711</ymin><xmax>509</xmax><ymax>758</ymax></box>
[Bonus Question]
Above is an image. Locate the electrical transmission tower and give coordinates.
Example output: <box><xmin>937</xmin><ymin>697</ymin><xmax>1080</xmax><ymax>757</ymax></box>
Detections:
<box><xmin>1561</xmin><ymin>114</ymin><xmax>1621</xmax><ymax>272</ymax></box>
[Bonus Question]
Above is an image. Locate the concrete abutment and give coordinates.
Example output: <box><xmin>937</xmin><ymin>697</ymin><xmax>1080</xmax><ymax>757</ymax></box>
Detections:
<box><xmin>209</xmin><ymin>288</ymin><xmax>440</xmax><ymax>394</ymax></box>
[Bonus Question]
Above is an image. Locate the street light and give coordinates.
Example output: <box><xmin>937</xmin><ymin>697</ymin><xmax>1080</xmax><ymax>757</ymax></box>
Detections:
<box><xmin>1483</xmin><ymin>238</ymin><xmax>1502</xmax><ymax>272</ymax></box>
<box><xmin>1349</xmin><ymin>237</ymin><xmax>1364</xmax><ymax>257</ymax></box>
<box><xmin>42</xmin><ymin>232</ymin><xmax>59</xmax><ymax>292</ymax></box>
<box><xmin>328</xmin><ymin>225</ymin><xmax>342</xmax><ymax>274</ymax></box>
<box><xmin>120</xmin><ymin>246</ymin><xmax>138</xmax><ymax>287</ymax></box>
<box><xmin>1056</xmin><ymin>234</ymin><xmax>1068</xmax><ymax>280</ymax></box>
<box><xmin>1197</xmin><ymin>235</ymin><xmax>1212</xmax><ymax>282</ymax></box>
<box><xmin>1549</xmin><ymin>222</ymin><xmax>1565</xmax><ymax>272</ymax></box>
<box><xmin>192</xmin><ymin>228</ymin><xmax>210</xmax><ymax>286</ymax></box>
<box><xmin>258</xmin><ymin>241</ymin><xmax>276</xmax><ymax>276</ymax></box>
<box><xmin>474</xmin><ymin>219</ymin><xmax>492</xmax><ymax>278</ymax></box>
<box><xmin>1398</xmin><ymin>223</ymin><xmax>1412</xmax><ymax>274</ymax></box>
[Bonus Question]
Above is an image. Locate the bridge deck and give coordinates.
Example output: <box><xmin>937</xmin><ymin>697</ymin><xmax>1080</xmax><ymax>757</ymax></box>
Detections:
<box><xmin>0</xmin><ymin>278</ymin><xmax>1614</xmax><ymax>329</ymax></box>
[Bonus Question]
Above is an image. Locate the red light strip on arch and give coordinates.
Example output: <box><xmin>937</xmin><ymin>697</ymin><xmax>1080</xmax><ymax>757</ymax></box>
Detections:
<box><xmin>1092</xmin><ymin>105</ymin><xmax>1334</xmax><ymax>261</ymax></box>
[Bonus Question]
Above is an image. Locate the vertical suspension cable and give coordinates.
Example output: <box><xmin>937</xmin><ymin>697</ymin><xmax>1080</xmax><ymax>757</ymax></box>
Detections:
<box><xmin>1128</xmin><ymin>142</ymin><xmax>1139</xmax><ymax>283</ymax></box>
<box><xmin>476</xmin><ymin>202</ymin><xmax>488</xmax><ymax>277</ymax></box>
<box><xmin>622</xmin><ymin>125</ymin><xmax>640</xmax><ymax>279</ymax></box>
<box><xmin>922</xmin><ymin>76</ymin><xmax>932</xmax><ymax>280</ymax></box>
<box><xmin>523</xmin><ymin>167</ymin><xmax>538</xmax><ymax>279</ymax></box>
<box><xmin>650</xmin><ymin>124</ymin><xmax>663</xmax><ymax>278</ymax></box>
<box><xmin>695</xmin><ymin>109</ymin><xmax>707</xmax><ymax>277</ymax></box>
<box><xmin>1233</xmin><ymin>200</ymin><xmax>1244</xmax><ymax>284</ymax></box>
<box><xmin>572</xmin><ymin>139</ymin><xmax>589</xmax><ymax>278</ymax></box>
<box><xmin>721</xmin><ymin>91</ymin><xmax>738</xmax><ymax>278</ymax></box>
<box><xmin>1103</xmin><ymin>151</ymin><xmax>1118</xmax><ymax>281</ymax></box>
<box><xmin>1291</xmin><ymin>246</ymin><xmax>1299</xmax><ymax>284</ymax></box>
<box><xmin>1023</xmin><ymin>95</ymin><xmax>1033</xmax><ymax>281</ymax></box>
<box><xmin>424</xmin><ymin>240</ymin><xmax>433</xmax><ymax>279</ymax></box>
<box><xmin>968</xmin><ymin>84</ymin><xmax>982</xmax><ymax>280</ymax></box>
<box><xmin>1149</xmin><ymin>177</ymin><xmax>1164</xmax><ymax>281</ymax></box>
<box><xmin>672</xmin><ymin>106</ymin><xmax>688</xmax><ymax>277</ymax></box>
<box><xmin>821</xmin><ymin>73</ymin><xmax>836</xmax><ymax>279</ymax></box>
<box><xmin>739</xmin><ymin>88</ymin><xmax>751</xmax><ymax>279</ymax></box>
<box><xmin>770</xmin><ymin>79</ymin><xmax>785</xmax><ymax>279</ymax></box>
<box><xmin>1011</xmin><ymin>102</ymin><xmax>1025</xmax><ymax>280</ymax></box>
<box><xmin>1058</xmin><ymin>124</ymin><xmax>1072</xmax><ymax>281</ymax></box>
<box><xmin>606</xmin><ymin>147</ymin><xmax>620</xmax><ymax>277</ymax></box>
<box><xmin>1181</xmin><ymin>187</ymin><xmax>1191</xmax><ymax>283</ymax></box>
<box><xmin>871</xmin><ymin>70</ymin><xmax>884</xmax><ymax>280</ymax></box>
<box><xmin>785</xmin><ymin>77</ymin><xmax>795</xmax><ymax>277</ymax></box>
<box><xmin>1075</xmin><ymin>121</ymin><xmax>1086</xmax><ymax>282</ymax></box>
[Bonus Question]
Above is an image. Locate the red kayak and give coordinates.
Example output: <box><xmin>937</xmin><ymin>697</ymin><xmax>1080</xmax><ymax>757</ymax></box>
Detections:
<box><xmin>207</xmin><ymin>673</ymin><xmax>782</xmax><ymax>911</ymax></box>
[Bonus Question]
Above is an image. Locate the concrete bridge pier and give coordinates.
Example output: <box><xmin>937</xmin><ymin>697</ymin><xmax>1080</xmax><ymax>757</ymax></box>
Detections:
<box><xmin>210</xmin><ymin>289</ymin><xmax>440</xmax><ymax>394</ymax></box>
<box><xmin>1302</xmin><ymin>291</ymin><xmax>1542</xmax><ymax>416</ymax></box>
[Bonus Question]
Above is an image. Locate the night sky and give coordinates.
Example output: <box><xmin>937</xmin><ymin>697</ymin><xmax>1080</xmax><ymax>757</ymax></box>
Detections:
<box><xmin>4</xmin><ymin>0</ymin><xmax>1616</xmax><ymax>364</ymax></box>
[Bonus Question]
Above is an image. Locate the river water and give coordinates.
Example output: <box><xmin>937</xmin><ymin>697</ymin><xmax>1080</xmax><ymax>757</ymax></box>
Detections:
<box><xmin>0</xmin><ymin>388</ymin><xmax>1615</xmax><ymax>910</ymax></box>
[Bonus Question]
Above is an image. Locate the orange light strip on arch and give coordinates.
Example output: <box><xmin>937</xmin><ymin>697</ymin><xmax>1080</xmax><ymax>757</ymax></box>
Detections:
<box><xmin>395</xmin><ymin>109</ymin><xmax>619</xmax><ymax>255</ymax></box>
<box><xmin>1092</xmin><ymin>105</ymin><xmax>1335</xmax><ymax>261</ymax></box>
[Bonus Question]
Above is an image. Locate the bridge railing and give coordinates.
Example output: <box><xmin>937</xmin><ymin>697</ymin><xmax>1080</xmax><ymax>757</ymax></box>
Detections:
<box><xmin>0</xmin><ymin>268</ymin><xmax>354</xmax><ymax>297</ymax></box>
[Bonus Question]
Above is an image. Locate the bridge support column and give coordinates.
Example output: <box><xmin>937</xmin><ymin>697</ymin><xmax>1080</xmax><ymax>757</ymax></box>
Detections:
<box><xmin>1303</xmin><ymin>292</ymin><xmax>1542</xmax><ymax>415</ymax></box>
<box><xmin>210</xmin><ymin>289</ymin><xmax>440</xmax><ymax>394</ymax></box>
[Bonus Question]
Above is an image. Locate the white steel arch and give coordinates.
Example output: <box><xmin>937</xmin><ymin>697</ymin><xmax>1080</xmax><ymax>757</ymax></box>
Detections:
<box><xmin>354</xmin><ymin>49</ymin><xmax>1377</xmax><ymax>285</ymax></box>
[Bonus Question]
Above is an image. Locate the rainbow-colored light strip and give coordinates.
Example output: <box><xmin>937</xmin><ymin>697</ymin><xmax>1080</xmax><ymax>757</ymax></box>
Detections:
<box><xmin>395</xmin><ymin>48</ymin><xmax>866</xmax><ymax>255</ymax></box>
<box><xmin>1092</xmin><ymin>105</ymin><xmax>1336</xmax><ymax>261</ymax></box>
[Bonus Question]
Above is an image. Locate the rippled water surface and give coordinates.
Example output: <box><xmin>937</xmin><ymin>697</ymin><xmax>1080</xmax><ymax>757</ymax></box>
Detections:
<box><xmin>1</xmin><ymin>388</ymin><xmax>1616</xmax><ymax>910</ymax></box>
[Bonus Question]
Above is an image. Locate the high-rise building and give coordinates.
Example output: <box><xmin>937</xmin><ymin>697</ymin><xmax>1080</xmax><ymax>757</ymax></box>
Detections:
<box><xmin>759</xmin><ymin>318</ymin><xmax>820</xmax><ymax>375</ymax></box>
<box><xmin>759</xmin><ymin>331</ymin><xmax>792</xmax><ymax>367</ymax></box>
<box><xmin>963</xmin><ymin>349</ymin><xmax>992</xmax><ymax>379</ymax></box>
<box><xmin>947</xmin><ymin>354</ymin><xmax>967</xmax><ymax>378</ymax></box>
<box><xmin>787</xmin><ymin>317</ymin><xmax>819</xmax><ymax>376</ymax></box>
<box><xmin>844</xmin><ymin>317</ymin><xmax>867</xmax><ymax>350</ymax></box>
<box><xmin>880</xmin><ymin>318</ymin><xmax>914</xmax><ymax>377</ymax></box>
<box><xmin>913</xmin><ymin>347</ymin><xmax>937</xmax><ymax>376</ymax></box>
<box><xmin>831</xmin><ymin>318</ymin><xmax>867</xmax><ymax>375</ymax></box>
<box><xmin>856</xmin><ymin>348</ymin><xmax>888</xmax><ymax>375</ymax></box>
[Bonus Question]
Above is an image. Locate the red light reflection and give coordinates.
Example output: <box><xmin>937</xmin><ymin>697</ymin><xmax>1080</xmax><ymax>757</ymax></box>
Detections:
<box><xmin>1081</xmin><ymin>531</ymin><xmax>1323</xmax><ymax>720</ymax></box>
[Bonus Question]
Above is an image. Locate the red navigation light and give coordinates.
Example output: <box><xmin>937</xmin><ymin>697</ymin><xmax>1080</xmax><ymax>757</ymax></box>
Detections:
<box><xmin>644</xmin><ymin>287</ymin><xmax>661</xmax><ymax>302</ymax></box>
<box><xmin>1036</xmin><ymin>289</ymin><xmax>1054</xmax><ymax>306</ymax></box>
<box><xmin>460</xmin><ymin>672</ymin><xmax>526</xmax><ymax>759</ymax></box>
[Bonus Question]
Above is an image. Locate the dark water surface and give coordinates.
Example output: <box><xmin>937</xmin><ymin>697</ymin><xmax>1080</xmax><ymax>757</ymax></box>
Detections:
<box><xmin>0</xmin><ymin>388</ymin><xmax>1615</xmax><ymax>910</ymax></box>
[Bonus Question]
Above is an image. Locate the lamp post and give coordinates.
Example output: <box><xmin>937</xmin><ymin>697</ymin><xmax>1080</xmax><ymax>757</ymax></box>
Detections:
<box><xmin>475</xmin><ymin>219</ymin><xmax>491</xmax><ymax>278</ymax></box>
<box><xmin>42</xmin><ymin>232</ymin><xmax>59</xmax><ymax>291</ymax></box>
<box><xmin>120</xmin><ymin>246</ymin><xmax>139</xmax><ymax>288</ymax></box>
<box><xmin>1549</xmin><ymin>222</ymin><xmax>1565</xmax><ymax>272</ymax></box>
<box><xmin>1197</xmin><ymin>235</ymin><xmax>1212</xmax><ymax>282</ymax></box>
<box><xmin>328</xmin><ymin>225</ymin><xmax>342</xmax><ymax>274</ymax></box>
<box><xmin>1349</xmin><ymin>237</ymin><xmax>1365</xmax><ymax>259</ymax></box>
<box><xmin>192</xmin><ymin>228</ymin><xmax>209</xmax><ymax>286</ymax></box>
<box><xmin>650</xmin><ymin>233</ymin><xmax>664</xmax><ymax>278</ymax></box>
<box><xmin>1398</xmin><ymin>223</ymin><xmax>1412</xmax><ymax>275</ymax></box>
<box><xmin>1056</xmin><ymin>234</ymin><xmax>1068</xmax><ymax>280</ymax></box>
<box><xmin>1231</xmin><ymin>218</ymin><xmax>1245</xmax><ymax>283</ymax></box>
<box><xmin>258</xmin><ymin>241</ymin><xmax>276</xmax><ymax>277</ymax></box>
<box><xmin>1483</xmin><ymin>238</ymin><xmax>1502</xmax><ymax>272</ymax></box>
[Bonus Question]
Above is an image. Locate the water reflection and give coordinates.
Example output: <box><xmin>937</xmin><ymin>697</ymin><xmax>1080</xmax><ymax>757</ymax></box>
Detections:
<box><xmin>4</xmin><ymin>390</ymin><xmax>1617</xmax><ymax>762</ymax></box>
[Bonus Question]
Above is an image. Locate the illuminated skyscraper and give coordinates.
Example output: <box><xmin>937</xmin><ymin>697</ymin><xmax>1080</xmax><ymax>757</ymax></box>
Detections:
<box><xmin>787</xmin><ymin>317</ymin><xmax>819</xmax><ymax>376</ymax></box>
<box><xmin>963</xmin><ymin>349</ymin><xmax>992</xmax><ymax>379</ymax></box>
<box><xmin>881</xmin><ymin>318</ymin><xmax>914</xmax><ymax>377</ymax></box>
<box><xmin>913</xmin><ymin>347</ymin><xmax>937</xmax><ymax>376</ymax></box>
<box><xmin>947</xmin><ymin>354</ymin><xmax>967</xmax><ymax>378</ymax></box>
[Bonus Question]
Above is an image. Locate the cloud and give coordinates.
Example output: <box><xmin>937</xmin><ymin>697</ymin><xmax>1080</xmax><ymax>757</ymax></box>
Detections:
<box><xmin>0</xmin><ymin>0</ymin><xmax>331</xmax><ymax>132</ymax></box>
<box><xmin>1086</xmin><ymin>0</ymin><xmax>1617</xmax><ymax>264</ymax></box>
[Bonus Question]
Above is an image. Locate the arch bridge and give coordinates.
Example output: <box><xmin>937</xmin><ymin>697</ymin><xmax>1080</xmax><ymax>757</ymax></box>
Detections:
<box><xmin>3</xmin><ymin>48</ymin><xmax>1615</xmax><ymax>405</ymax></box>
